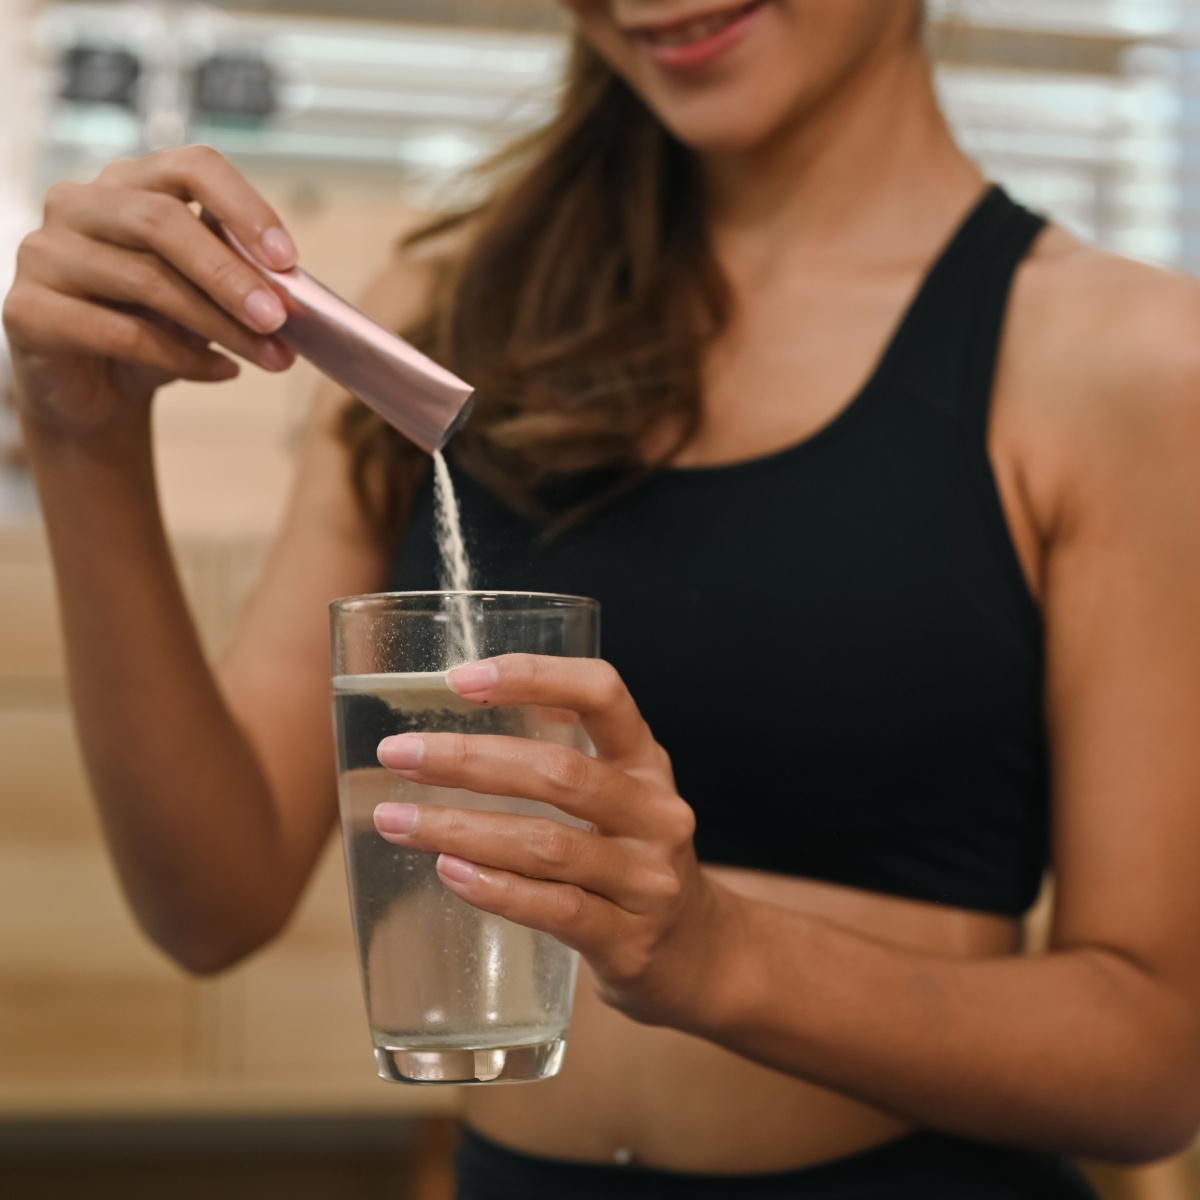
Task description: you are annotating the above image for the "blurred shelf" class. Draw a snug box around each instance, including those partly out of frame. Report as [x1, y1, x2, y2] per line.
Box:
[32, 1, 1200, 271]
[36, 6, 565, 183]
[929, 0, 1200, 38]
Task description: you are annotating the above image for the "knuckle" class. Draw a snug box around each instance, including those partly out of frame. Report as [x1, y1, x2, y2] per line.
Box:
[663, 799, 697, 845]
[96, 155, 134, 183]
[651, 742, 674, 776]
[137, 192, 179, 239]
[514, 653, 543, 689]
[643, 865, 683, 905]
[530, 821, 574, 871]
[130, 256, 173, 306]
[552, 884, 586, 927]
[42, 180, 78, 219]
[1, 284, 31, 335]
[176, 143, 222, 181]
[608, 936, 652, 984]
[439, 808, 469, 842]
[445, 734, 471, 775]
[186, 142, 222, 166]
[538, 745, 591, 798]
[593, 661, 625, 708]
[14, 231, 47, 275]
[110, 318, 150, 360]
[488, 869, 518, 904]
[207, 253, 243, 293]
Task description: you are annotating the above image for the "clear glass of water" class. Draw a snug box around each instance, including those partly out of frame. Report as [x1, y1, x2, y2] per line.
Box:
[330, 592, 600, 1085]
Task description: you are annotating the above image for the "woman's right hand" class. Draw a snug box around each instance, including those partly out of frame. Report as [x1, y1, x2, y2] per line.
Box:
[2, 144, 299, 442]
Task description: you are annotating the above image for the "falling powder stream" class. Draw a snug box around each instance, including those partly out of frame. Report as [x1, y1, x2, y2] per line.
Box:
[432, 450, 478, 664]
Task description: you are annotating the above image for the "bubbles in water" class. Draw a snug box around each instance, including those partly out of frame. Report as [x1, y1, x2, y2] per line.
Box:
[333, 674, 584, 1052]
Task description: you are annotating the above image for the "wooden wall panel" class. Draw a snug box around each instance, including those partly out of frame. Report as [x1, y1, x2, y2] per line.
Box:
[0, 847, 192, 1084]
[0, 532, 62, 680]
[0, 705, 96, 844]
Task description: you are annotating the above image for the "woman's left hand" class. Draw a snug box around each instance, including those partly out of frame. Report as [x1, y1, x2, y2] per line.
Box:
[373, 653, 741, 1029]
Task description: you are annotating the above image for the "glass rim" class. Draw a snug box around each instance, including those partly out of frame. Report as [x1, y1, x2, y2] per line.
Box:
[330, 590, 600, 615]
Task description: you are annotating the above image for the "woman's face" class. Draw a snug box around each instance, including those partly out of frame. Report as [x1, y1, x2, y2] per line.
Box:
[562, 0, 924, 155]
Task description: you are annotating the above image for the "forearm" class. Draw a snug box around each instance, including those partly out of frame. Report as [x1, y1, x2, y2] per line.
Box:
[24, 414, 292, 969]
[696, 890, 1200, 1161]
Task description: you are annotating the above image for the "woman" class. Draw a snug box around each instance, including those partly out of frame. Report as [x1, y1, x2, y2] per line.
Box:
[6, 1, 1200, 1196]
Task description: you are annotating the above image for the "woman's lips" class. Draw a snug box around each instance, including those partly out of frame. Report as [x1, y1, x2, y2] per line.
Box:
[629, 0, 767, 71]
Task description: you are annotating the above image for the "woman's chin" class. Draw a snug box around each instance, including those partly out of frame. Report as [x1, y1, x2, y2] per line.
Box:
[637, 73, 801, 159]
[659, 109, 785, 159]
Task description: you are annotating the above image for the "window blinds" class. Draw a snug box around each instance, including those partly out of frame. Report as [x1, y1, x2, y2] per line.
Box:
[931, 0, 1200, 267]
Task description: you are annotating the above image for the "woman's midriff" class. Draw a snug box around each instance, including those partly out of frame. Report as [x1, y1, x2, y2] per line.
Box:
[462, 865, 1022, 1174]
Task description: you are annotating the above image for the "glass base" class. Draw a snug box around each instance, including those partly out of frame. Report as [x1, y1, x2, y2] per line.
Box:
[374, 1036, 566, 1085]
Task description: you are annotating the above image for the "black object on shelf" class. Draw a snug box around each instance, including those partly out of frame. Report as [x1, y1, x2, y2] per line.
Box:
[192, 52, 277, 120]
[59, 44, 141, 108]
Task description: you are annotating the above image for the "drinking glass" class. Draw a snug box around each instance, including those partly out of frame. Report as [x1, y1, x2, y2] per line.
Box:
[330, 592, 600, 1085]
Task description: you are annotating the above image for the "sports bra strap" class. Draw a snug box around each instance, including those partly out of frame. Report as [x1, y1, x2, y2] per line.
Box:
[882, 185, 1047, 439]
[878, 185, 1047, 635]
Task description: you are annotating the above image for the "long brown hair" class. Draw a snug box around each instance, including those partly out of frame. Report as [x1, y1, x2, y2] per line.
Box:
[339, 34, 730, 544]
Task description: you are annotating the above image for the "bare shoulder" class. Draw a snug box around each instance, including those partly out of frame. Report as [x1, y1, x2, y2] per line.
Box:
[999, 224, 1200, 530]
[1007, 224, 1200, 415]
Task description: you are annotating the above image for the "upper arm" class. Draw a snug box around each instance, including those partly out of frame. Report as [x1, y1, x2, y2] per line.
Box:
[1032, 265, 1200, 1011]
[213, 243, 439, 884]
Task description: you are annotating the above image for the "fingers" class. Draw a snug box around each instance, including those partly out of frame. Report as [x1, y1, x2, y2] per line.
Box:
[377, 731, 658, 833]
[432, 853, 623, 954]
[49, 183, 289, 337]
[374, 804, 659, 911]
[96, 145, 296, 271]
[7, 285, 237, 381]
[446, 655, 664, 768]
[18, 227, 293, 372]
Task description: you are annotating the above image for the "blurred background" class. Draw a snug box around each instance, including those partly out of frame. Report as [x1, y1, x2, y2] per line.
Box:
[2, 0, 1200, 1197]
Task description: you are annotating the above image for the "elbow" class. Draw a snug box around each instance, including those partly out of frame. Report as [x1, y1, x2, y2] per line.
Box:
[142, 912, 284, 978]
[168, 939, 248, 977]
[1088, 1075, 1200, 1165]
[1061, 957, 1200, 1164]
[1101, 1126, 1197, 1168]
[1108, 1110, 1200, 1167]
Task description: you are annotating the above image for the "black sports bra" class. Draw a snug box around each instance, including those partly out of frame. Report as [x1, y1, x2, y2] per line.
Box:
[389, 186, 1050, 917]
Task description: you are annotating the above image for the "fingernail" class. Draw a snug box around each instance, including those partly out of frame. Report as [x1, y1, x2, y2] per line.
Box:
[446, 661, 498, 696]
[378, 734, 425, 771]
[245, 288, 286, 333]
[375, 803, 419, 835]
[260, 226, 297, 270]
[438, 855, 479, 885]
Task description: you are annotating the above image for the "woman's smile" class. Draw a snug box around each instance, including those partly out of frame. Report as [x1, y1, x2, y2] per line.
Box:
[622, 0, 771, 71]
[570, 0, 922, 157]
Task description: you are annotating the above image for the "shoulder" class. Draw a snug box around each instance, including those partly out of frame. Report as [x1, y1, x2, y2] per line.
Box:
[998, 224, 1200, 534]
[1007, 224, 1200, 419]
[1010, 224, 1200, 407]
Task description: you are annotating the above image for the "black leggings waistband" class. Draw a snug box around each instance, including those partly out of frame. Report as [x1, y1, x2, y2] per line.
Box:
[454, 1125, 1099, 1200]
